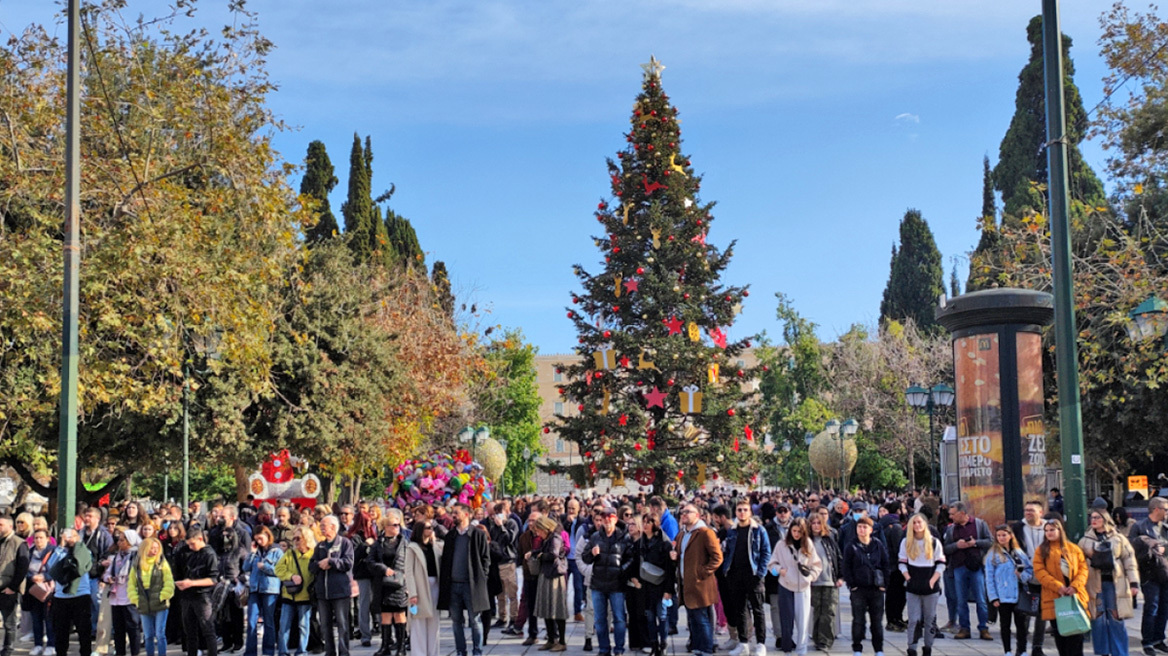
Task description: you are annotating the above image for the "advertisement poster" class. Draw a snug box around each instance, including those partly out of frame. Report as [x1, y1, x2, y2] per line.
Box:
[955, 333, 1005, 528]
[1016, 332, 1049, 506]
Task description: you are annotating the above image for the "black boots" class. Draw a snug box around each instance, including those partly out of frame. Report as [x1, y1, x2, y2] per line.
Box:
[373, 624, 394, 656]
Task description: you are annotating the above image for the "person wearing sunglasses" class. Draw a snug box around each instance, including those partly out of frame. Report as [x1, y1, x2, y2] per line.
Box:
[673, 504, 723, 656]
[1079, 508, 1139, 656]
[371, 511, 409, 656]
[721, 500, 772, 656]
[275, 527, 315, 656]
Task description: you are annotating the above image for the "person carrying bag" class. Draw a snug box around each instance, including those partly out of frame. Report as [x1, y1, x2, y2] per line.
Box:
[1033, 519, 1090, 656]
[1079, 509, 1140, 656]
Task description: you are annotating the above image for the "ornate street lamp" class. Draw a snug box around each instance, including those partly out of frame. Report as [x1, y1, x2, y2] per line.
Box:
[905, 382, 955, 491]
[1128, 296, 1168, 345]
[825, 418, 859, 491]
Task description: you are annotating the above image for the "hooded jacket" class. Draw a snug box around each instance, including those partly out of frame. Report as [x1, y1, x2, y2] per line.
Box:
[720, 518, 772, 578]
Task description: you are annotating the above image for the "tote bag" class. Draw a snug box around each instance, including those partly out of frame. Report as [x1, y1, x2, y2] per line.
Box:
[1054, 595, 1092, 636]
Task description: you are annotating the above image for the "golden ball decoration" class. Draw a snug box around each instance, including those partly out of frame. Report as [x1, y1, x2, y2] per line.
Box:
[475, 437, 508, 482]
[809, 431, 858, 479]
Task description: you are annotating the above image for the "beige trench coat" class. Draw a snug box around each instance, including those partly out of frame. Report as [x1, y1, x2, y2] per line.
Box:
[403, 539, 444, 619]
[1079, 529, 1140, 620]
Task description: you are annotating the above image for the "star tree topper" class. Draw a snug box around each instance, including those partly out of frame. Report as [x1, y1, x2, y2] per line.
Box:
[641, 55, 665, 79]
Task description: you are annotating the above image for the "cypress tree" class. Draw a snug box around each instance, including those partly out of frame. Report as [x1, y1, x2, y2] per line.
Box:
[968, 156, 1002, 292]
[950, 266, 961, 298]
[301, 140, 339, 244]
[386, 209, 424, 268]
[992, 16, 1105, 216]
[341, 134, 375, 261]
[879, 209, 944, 332]
[431, 261, 454, 319]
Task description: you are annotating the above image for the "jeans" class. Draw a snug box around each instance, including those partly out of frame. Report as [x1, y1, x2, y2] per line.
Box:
[569, 560, 585, 615]
[645, 593, 668, 647]
[449, 581, 482, 656]
[944, 566, 957, 626]
[592, 590, 627, 655]
[686, 605, 714, 656]
[316, 597, 350, 656]
[952, 565, 988, 631]
[850, 587, 885, 653]
[111, 605, 142, 656]
[356, 580, 373, 642]
[141, 610, 168, 656]
[1093, 581, 1127, 656]
[278, 602, 310, 656]
[246, 593, 279, 656]
[29, 601, 52, 649]
[1143, 579, 1168, 647]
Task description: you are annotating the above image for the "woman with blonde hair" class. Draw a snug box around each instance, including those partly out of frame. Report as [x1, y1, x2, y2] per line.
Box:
[275, 527, 315, 656]
[531, 516, 568, 652]
[1079, 508, 1139, 656]
[898, 513, 945, 656]
[128, 536, 175, 656]
[767, 516, 823, 656]
[371, 509, 409, 656]
[1033, 519, 1089, 656]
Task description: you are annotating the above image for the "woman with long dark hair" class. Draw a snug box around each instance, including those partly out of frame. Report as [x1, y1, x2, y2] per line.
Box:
[636, 513, 675, 656]
[808, 512, 843, 652]
[403, 520, 443, 656]
[767, 517, 822, 656]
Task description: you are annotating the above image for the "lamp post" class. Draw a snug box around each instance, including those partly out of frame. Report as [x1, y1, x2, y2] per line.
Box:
[459, 426, 489, 463]
[523, 447, 532, 495]
[497, 439, 508, 498]
[825, 419, 858, 491]
[1128, 296, 1168, 346]
[804, 432, 815, 489]
[905, 383, 955, 491]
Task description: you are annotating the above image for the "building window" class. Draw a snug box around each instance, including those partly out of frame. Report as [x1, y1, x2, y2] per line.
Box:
[555, 439, 565, 453]
[554, 402, 563, 415]
[554, 371, 562, 382]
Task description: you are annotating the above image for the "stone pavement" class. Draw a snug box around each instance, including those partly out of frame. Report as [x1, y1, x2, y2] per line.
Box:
[9, 589, 1147, 656]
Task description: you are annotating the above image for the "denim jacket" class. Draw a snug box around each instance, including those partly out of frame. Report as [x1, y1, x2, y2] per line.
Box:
[720, 519, 772, 578]
[984, 547, 1032, 604]
[244, 545, 285, 594]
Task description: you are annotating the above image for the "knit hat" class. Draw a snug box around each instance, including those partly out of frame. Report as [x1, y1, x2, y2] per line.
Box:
[121, 529, 141, 547]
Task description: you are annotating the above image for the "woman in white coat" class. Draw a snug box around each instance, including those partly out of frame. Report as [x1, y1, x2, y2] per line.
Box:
[404, 521, 444, 656]
[766, 517, 823, 656]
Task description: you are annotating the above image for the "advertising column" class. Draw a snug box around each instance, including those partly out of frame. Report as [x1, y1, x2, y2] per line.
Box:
[937, 289, 1054, 528]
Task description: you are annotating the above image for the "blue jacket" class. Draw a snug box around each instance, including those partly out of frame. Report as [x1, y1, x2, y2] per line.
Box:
[244, 545, 284, 594]
[721, 519, 772, 578]
[47, 543, 92, 598]
[984, 548, 1032, 604]
[660, 511, 679, 541]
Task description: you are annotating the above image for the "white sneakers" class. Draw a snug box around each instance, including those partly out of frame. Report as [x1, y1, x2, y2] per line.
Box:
[719, 638, 739, 652]
[728, 643, 748, 656]
[753, 645, 767, 656]
[31, 647, 43, 656]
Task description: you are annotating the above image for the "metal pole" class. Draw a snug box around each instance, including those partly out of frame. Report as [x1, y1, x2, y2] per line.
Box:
[1042, 0, 1087, 539]
[57, 0, 82, 527]
[182, 361, 190, 512]
[163, 473, 169, 503]
[928, 400, 937, 492]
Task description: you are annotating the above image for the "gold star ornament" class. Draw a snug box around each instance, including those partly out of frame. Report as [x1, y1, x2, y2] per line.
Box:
[641, 55, 665, 79]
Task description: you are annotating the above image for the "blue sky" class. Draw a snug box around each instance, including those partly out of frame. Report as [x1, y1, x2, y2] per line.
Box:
[1, 1, 1121, 355]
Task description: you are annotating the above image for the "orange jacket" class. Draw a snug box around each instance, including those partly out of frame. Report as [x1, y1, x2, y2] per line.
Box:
[1031, 540, 1089, 622]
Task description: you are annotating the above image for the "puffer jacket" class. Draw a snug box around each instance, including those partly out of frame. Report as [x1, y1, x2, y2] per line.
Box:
[1032, 541, 1088, 622]
[984, 547, 1031, 604]
[244, 545, 284, 594]
[582, 526, 634, 593]
[842, 538, 888, 590]
[720, 519, 772, 578]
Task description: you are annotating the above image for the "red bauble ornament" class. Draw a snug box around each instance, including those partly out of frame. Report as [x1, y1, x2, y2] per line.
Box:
[684, 293, 690, 299]
[686, 159, 692, 165]
[737, 370, 745, 377]
[634, 443, 642, 451]
[667, 379, 675, 386]
[677, 470, 684, 479]
[668, 235, 675, 241]
[543, 427, 550, 434]
[550, 469, 557, 476]
[634, 144, 639, 150]
[669, 142, 675, 147]
[648, 144, 655, 151]
[636, 267, 644, 274]
[743, 290, 750, 297]
[578, 404, 585, 412]
[572, 297, 579, 304]
[603, 330, 612, 338]
[595, 371, 604, 379]
[584, 451, 592, 458]
[612, 305, 620, 312]
[567, 311, 575, 318]
[696, 219, 703, 225]
[606, 257, 611, 263]
[745, 340, 752, 347]
[612, 246, 620, 253]
[664, 170, 670, 177]
[725, 295, 732, 301]
[651, 110, 657, 116]
[727, 408, 736, 416]
[598, 202, 606, 209]
[634, 110, 642, 117]
[597, 216, 604, 223]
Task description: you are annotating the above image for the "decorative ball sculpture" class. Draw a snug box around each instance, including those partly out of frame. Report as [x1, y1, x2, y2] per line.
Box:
[475, 437, 508, 482]
[809, 430, 858, 479]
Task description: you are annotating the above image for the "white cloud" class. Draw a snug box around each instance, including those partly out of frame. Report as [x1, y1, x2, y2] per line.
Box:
[895, 113, 921, 124]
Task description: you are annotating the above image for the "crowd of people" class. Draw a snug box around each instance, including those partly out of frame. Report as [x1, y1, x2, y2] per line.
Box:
[0, 485, 1163, 656]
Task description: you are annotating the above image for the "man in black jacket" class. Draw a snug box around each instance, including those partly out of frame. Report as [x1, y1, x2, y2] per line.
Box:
[310, 515, 355, 656]
[842, 517, 888, 656]
[941, 502, 992, 641]
[80, 506, 113, 635]
[489, 502, 521, 633]
[878, 502, 906, 633]
[583, 506, 634, 656]
[438, 503, 491, 656]
[175, 527, 220, 656]
[0, 516, 29, 656]
[1132, 496, 1168, 655]
[210, 504, 251, 653]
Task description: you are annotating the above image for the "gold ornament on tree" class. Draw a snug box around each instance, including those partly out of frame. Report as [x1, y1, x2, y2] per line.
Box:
[809, 431, 858, 479]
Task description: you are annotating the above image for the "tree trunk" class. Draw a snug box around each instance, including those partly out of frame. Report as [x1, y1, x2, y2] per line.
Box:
[234, 465, 250, 504]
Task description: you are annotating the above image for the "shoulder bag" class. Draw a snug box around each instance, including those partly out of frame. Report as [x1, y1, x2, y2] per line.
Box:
[640, 561, 666, 586]
[29, 550, 55, 602]
[283, 552, 304, 596]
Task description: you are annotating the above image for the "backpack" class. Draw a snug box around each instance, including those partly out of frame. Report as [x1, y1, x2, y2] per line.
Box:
[1090, 535, 1115, 572]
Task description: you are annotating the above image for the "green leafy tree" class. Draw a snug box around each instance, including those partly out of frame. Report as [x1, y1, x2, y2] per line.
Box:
[879, 209, 944, 333]
[341, 134, 390, 267]
[431, 261, 455, 319]
[0, 2, 302, 505]
[301, 140, 339, 244]
[386, 208, 424, 268]
[550, 59, 759, 489]
[472, 330, 543, 494]
[969, 156, 1003, 291]
[992, 15, 1105, 217]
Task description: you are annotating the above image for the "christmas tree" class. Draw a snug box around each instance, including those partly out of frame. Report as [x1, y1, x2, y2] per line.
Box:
[548, 58, 761, 491]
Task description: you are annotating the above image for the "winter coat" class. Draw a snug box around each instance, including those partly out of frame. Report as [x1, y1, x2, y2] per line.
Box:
[842, 538, 889, 590]
[103, 547, 138, 606]
[983, 548, 1032, 604]
[582, 527, 634, 593]
[1032, 541, 1089, 622]
[274, 548, 313, 603]
[762, 520, 784, 596]
[636, 533, 676, 597]
[308, 536, 355, 601]
[403, 539, 443, 619]
[0, 532, 29, 596]
[898, 536, 946, 596]
[368, 534, 408, 608]
[538, 531, 568, 579]
[720, 519, 772, 578]
[674, 522, 723, 609]
[1079, 528, 1140, 620]
[766, 540, 823, 592]
[1129, 517, 1167, 585]
[488, 517, 519, 564]
[48, 542, 93, 598]
[244, 545, 284, 594]
[437, 527, 491, 614]
[877, 515, 904, 574]
[352, 537, 377, 581]
[128, 556, 175, 615]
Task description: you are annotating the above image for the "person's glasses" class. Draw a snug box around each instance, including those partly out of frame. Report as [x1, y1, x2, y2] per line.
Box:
[680, 509, 695, 516]
[778, 509, 790, 514]
[736, 508, 750, 513]
[388, 524, 401, 528]
[1091, 515, 1104, 521]
[621, 512, 632, 518]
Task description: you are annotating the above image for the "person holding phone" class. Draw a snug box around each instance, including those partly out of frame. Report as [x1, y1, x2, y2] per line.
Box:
[984, 526, 1032, 656]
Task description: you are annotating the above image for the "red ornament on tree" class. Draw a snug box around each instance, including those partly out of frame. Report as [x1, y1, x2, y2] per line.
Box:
[603, 330, 612, 338]
[743, 290, 750, 297]
[727, 408, 736, 416]
[636, 267, 644, 275]
[543, 427, 550, 434]
[578, 404, 585, 412]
